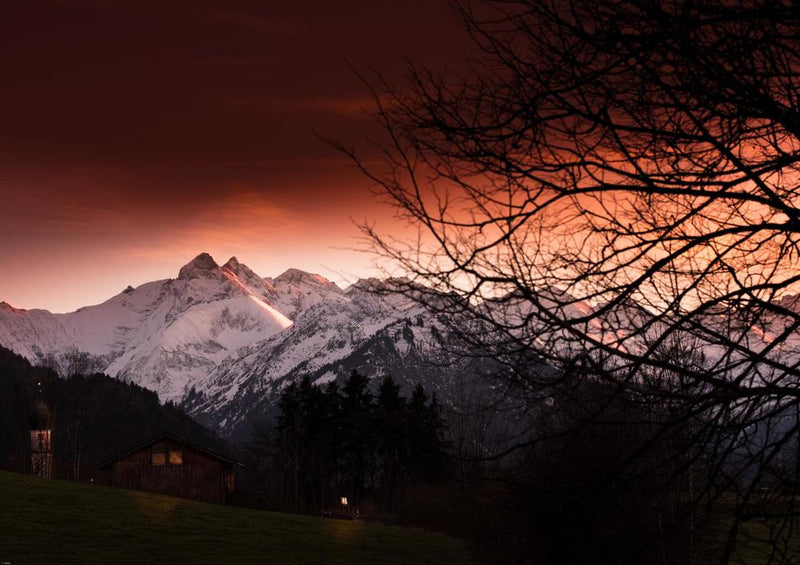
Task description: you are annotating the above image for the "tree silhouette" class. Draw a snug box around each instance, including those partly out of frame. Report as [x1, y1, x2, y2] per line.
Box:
[340, 370, 376, 506]
[375, 376, 406, 510]
[271, 371, 447, 516]
[333, 0, 800, 561]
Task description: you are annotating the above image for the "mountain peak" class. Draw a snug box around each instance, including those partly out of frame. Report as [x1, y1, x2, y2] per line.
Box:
[0, 301, 25, 313]
[275, 268, 338, 289]
[348, 277, 412, 293]
[223, 256, 241, 271]
[178, 253, 220, 280]
[222, 256, 262, 281]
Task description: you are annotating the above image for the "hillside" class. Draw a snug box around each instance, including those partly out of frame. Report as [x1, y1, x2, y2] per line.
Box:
[0, 346, 230, 478]
[0, 471, 473, 565]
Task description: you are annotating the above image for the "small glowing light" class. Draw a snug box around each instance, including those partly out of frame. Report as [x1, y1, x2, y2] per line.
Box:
[340, 496, 348, 506]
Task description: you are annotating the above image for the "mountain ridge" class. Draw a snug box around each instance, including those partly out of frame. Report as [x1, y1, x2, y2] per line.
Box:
[0, 253, 461, 437]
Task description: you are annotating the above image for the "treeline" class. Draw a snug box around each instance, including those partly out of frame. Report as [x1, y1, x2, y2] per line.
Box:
[240, 364, 710, 564]
[246, 370, 447, 516]
[0, 346, 228, 481]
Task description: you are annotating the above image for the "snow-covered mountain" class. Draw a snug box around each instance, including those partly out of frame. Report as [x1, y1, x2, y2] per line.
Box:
[0, 253, 470, 437]
[0, 254, 292, 402]
[183, 276, 483, 437]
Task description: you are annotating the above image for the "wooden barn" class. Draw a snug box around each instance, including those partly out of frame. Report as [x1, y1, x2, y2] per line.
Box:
[100, 433, 239, 504]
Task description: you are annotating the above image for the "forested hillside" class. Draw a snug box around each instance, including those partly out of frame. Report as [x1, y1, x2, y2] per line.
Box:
[0, 346, 229, 481]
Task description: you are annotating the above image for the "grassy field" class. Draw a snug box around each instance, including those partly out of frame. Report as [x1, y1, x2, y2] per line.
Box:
[0, 471, 474, 564]
[731, 517, 800, 565]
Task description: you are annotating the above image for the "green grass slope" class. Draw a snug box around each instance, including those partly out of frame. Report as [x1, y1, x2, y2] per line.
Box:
[0, 471, 473, 564]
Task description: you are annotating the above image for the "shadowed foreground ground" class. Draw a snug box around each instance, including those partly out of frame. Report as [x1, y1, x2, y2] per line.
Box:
[0, 471, 473, 564]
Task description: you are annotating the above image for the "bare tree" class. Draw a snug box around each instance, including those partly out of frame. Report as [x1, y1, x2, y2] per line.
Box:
[332, 0, 800, 562]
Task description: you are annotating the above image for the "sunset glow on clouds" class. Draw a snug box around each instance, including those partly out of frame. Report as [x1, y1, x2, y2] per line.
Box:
[0, 1, 471, 312]
[0, 167, 404, 312]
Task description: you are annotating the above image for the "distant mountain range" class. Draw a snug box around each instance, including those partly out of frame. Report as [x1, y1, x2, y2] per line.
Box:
[0, 253, 483, 439]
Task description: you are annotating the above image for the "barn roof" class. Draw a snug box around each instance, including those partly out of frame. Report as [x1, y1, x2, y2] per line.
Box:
[99, 432, 241, 469]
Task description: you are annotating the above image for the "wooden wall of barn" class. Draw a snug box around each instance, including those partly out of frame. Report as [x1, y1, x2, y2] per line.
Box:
[110, 438, 231, 504]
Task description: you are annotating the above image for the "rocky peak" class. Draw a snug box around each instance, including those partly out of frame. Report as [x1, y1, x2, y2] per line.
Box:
[0, 301, 26, 313]
[222, 257, 277, 294]
[222, 256, 241, 271]
[222, 256, 255, 279]
[275, 268, 340, 291]
[347, 277, 412, 294]
[178, 253, 221, 280]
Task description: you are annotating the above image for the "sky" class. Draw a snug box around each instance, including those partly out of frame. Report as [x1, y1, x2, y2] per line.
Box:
[0, 0, 472, 312]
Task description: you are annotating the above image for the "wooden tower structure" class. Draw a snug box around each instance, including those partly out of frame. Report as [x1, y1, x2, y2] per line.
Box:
[29, 381, 53, 478]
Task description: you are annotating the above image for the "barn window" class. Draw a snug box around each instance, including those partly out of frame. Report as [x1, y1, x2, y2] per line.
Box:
[151, 450, 183, 466]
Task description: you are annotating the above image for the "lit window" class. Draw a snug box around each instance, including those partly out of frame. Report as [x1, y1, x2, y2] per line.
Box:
[169, 451, 183, 465]
[340, 496, 348, 506]
[152, 452, 166, 466]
